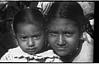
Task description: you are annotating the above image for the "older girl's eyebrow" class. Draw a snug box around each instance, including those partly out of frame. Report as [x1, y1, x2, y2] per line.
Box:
[48, 31, 59, 34]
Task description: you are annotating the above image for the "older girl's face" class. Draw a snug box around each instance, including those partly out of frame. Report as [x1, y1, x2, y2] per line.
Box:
[48, 18, 82, 56]
[16, 23, 44, 55]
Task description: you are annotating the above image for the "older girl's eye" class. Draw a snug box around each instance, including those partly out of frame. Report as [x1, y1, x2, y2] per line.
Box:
[48, 33, 58, 37]
[64, 32, 73, 37]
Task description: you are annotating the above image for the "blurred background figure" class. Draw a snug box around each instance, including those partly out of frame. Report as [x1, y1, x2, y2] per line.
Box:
[78, 2, 94, 38]
[37, 2, 53, 15]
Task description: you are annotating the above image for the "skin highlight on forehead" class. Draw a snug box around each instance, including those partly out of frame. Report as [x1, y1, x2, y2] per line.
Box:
[48, 18, 80, 33]
[17, 23, 42, 35]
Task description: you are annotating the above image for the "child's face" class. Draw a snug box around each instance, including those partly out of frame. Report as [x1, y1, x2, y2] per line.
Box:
[47, 18, 82, 56]
[16, 23, 44, 55]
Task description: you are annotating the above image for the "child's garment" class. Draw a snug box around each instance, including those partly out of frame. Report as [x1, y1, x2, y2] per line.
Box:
[36, 50, 62, 62]
[0, 46, 39, 62]
[0, 46, 62, 62]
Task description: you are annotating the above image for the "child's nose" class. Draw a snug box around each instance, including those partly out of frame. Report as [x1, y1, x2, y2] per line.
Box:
[28, 38, 35, 47]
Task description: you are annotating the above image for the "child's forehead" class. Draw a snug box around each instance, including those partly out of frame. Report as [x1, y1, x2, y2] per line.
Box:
[17, 22, 40, 28]
[17, 23, 42, 33]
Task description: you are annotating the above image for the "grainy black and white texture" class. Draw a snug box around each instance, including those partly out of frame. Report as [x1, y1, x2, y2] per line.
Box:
[0, 1, 94, 62]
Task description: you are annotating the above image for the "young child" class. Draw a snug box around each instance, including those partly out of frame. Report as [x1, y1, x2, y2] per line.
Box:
[0, 8, 46, 62]
[42, 2, 93, 62]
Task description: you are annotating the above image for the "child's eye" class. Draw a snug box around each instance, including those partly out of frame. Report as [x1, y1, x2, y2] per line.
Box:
[20, 36, 28, 40]
[33, 35, 41, 40]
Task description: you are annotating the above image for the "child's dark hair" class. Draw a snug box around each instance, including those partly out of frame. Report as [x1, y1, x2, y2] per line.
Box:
[13, 7, 45, 34]
[46, 2, 89, 33]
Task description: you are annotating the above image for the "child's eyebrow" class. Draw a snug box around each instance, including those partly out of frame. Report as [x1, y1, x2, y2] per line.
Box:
[17, 32, 42, 36]
[32, 32, 41, 35]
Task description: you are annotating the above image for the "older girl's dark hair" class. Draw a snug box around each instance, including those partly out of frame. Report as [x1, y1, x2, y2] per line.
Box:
[46, 2, 89, 32]
[13, 7, 45, 33]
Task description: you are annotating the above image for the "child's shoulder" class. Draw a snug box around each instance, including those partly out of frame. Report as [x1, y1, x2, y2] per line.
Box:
[1, 46, 23, 58]
[0, 46, 22, 62]
[6, 46, 21, 55]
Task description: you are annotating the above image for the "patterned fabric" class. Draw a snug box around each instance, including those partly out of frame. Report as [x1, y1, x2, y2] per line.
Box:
[36, 50, 62, 62]
[37, 2, 53, 15]
[0, 46, 62, 62]
[0, 47, 38, 62]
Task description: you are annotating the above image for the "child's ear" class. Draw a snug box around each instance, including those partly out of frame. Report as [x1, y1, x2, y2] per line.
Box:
[13, 34, 17, 40]
[14, 35, 19, 46]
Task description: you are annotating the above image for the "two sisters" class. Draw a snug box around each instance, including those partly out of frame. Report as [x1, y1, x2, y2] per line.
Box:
[0, 2, 93, 62]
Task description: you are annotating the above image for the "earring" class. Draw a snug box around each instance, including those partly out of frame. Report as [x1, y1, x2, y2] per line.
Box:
[76, 48, 79, 50]
[47, 43, 50, 47]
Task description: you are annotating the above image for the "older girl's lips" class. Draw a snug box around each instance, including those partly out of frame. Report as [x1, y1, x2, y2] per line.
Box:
[57, 47, 66, 50]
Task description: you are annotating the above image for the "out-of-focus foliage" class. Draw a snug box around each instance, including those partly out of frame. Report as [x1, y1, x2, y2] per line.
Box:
[78, 2, 94, 18]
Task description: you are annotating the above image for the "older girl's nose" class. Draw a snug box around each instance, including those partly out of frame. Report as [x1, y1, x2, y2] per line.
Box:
[57, 35, 66, 46]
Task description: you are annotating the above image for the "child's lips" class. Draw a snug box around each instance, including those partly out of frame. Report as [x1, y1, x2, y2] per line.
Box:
[26, 47, 37, 52]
